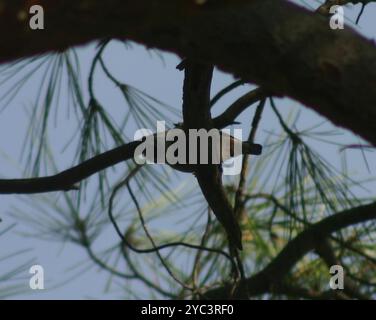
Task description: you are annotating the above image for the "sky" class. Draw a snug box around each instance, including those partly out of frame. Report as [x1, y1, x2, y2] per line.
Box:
[0, 1, 376, 299]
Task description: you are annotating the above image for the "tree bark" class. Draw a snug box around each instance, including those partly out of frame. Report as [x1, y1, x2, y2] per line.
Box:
[2, 0, 376, 145]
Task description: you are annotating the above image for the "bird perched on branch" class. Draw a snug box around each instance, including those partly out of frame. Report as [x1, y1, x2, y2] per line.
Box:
[137, 126, 262, 173]
[134, 123, 262, 250]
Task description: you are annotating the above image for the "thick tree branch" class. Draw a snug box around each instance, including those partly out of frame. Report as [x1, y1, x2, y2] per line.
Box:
[315, 239, 370, 299]
[2, 1, 376, 146]
[270, 282, 348, 300]
[203, 201, 376, 299]
[181, 59, 243, 251]
[0, 141, 140, 194]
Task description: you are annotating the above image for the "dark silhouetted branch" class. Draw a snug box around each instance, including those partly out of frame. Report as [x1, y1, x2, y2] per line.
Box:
[0, 141, 141, 194]
[203, 201, 376, 299]
[2, 1, 376, 145]
[181, 59, 242, 252]
[212, 88, 266, 129]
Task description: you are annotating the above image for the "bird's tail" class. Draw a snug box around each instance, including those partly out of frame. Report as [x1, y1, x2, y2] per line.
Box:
[242, 142, 262, 155]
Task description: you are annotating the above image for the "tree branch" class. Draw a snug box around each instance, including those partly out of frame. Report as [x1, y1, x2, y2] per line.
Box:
[203, 201, 376, 299]
[0, 141, 140, 194]
[210, 80, 245, 108]
[181, 59, 243, 251]
[315, 238, 370, 300]
[212, 88, 266, 129]
[2, 1, 376, 145]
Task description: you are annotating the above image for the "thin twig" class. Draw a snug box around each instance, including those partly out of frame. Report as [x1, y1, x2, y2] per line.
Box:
[108, 167, 237, 272]
[126, 181, 195, 291]
[234, 98, 266, 218]
[210, 79, 245, 108]
[212, 88, 266, 129]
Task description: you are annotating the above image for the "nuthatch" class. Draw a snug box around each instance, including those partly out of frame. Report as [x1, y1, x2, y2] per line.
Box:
[137, 127, 262, 173]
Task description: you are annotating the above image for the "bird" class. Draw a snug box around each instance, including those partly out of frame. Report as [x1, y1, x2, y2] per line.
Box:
[134, 125, 263, 250]
[137, 126, 262, 173]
